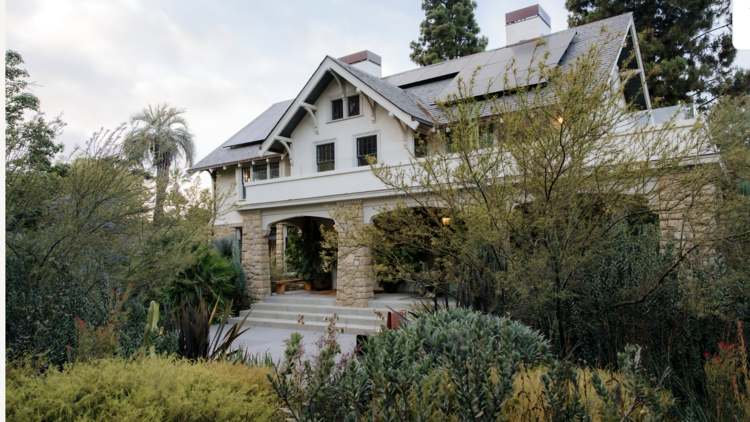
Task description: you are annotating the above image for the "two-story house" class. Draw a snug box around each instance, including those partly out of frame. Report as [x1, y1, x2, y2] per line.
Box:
[189, 5, 699, 308]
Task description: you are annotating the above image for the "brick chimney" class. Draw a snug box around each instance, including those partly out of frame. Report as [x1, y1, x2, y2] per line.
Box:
[338, 50, 382, 77]
[506, 5, 551, 45]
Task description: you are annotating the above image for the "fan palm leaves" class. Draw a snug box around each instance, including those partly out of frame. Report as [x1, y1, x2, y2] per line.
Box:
[124, 103, 195, 224]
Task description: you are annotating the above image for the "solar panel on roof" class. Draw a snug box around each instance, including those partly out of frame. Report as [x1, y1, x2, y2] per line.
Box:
[436, 31, 576, 99]
[222, 100, 293, 148]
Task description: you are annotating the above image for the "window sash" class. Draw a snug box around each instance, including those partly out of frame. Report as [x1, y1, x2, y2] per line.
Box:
[331, 99, 343, 120]
[317, 143, 335, 172]
[348, 96, 360, 117]
[356, 135, 377, 166]
[270, 162, 280, 179]
[252, 164, 267, 181]
[242, 167, 251, 182]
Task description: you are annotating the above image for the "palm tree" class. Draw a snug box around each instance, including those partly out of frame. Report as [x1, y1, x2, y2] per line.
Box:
[124, 103, 195, 224]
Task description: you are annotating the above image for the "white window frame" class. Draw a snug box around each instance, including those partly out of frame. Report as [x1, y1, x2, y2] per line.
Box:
[328, 93, 363, 123]
[244, 159, 282, 184]
[352, 130, 380, 167]
[313, 138, 337, 172]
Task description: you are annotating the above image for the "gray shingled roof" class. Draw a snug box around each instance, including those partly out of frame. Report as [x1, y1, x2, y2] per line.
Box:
[191, 13, 634, 171]
[223, 100, 293, 148]
[190, 142, 282, 172]
[329, 56, 435, 124]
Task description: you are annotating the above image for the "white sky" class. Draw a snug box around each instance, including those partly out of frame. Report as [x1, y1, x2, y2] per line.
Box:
[7, 0, 750, 186]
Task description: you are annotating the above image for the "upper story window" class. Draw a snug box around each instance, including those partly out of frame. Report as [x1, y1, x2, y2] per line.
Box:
[241, 167, 251, 199]
[270, 162, 280, 179]
[252, 164, 268, 181]
[348, 96, 360, 117]
[332, 99, 344, 121]
[356, 135, 377, 166]
[317, 143, 335, 172]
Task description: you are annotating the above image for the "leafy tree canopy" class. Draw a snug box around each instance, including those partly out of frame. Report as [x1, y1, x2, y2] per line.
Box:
[410, 0, 489, 66]
[565, 0, 750, 107]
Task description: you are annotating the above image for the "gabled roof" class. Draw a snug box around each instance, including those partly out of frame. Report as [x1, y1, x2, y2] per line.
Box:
[191, 12, 642, 172]
[329, 57, 434, 125]
[223, 100, 293, 148]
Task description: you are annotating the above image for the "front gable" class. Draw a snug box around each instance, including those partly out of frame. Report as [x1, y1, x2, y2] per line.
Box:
[259, 56, 435, 164]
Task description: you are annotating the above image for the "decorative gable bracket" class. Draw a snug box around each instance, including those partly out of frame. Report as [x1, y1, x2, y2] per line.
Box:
[389, 112, 409, 147]
[275, 136, 294, 165]
[301, 103, 318, 134]
[356, 88, 376, 123]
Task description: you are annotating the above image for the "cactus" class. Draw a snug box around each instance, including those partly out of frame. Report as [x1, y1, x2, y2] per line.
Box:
[142, 301, 163, 357]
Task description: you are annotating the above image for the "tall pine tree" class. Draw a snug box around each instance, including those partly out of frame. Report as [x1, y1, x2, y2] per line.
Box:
[566, 0, 750, 107]
[410, 0, 489, 66]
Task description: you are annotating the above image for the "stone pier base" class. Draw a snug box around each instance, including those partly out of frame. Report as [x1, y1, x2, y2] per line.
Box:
[335, 201, 375, 307]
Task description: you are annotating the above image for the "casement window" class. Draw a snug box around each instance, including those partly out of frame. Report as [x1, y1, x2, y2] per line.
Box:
[242, 167, 251, 198]
[331, 99, 344, 121]
[348, 96, 360, 117]
[356, 135, 377, 166]
[269, 162, 280, 179]
[252, 163, 267, 181]
[317, 143, 335, 172]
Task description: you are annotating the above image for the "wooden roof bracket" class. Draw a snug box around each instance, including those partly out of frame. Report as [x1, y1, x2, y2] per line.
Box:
[356, 88, 376, 123]
[275, 136, 294, 165]
[329, 70, 346, 101]
[390, 112, 409, 147]
[301, 102, 319, 134]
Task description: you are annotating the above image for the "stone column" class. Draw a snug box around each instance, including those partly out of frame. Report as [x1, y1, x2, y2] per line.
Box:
[335, 201, 375, 307]
[275, 222, 286, 268]
[240, 209, 271, 301]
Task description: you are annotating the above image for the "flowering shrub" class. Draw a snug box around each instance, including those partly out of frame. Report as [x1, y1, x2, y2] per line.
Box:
[72, 286, 131, 362]
[704, 324, 750, 420]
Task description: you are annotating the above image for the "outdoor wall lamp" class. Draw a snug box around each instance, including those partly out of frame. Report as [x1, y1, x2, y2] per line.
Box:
[441, 217, 451, 226]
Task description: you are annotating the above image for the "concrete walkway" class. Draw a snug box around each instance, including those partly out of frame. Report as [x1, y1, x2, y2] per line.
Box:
[209, 324, 358, 364]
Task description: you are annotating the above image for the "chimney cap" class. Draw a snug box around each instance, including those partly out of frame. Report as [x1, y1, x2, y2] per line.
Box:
[338, 50, 382, 66]
[505, 5, 551, 27]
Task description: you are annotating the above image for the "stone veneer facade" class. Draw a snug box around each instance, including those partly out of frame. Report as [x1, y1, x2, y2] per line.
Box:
[334, 201, 375, 307]
[239, 210, 272, 300]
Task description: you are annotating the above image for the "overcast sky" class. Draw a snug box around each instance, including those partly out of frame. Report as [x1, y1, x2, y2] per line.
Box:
[7, 0, 750, 184]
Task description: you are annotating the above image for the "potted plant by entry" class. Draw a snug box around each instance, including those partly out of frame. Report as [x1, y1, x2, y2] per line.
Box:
[285, 225, 335, 290]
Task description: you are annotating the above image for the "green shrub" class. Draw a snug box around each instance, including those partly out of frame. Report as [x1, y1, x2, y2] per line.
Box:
[160, 243, 238, 309]
[6, 355, 280, 421]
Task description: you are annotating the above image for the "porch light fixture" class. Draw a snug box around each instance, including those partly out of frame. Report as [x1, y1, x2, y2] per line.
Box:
[557, 116, 564, 124]
[441, 217, 451, 226]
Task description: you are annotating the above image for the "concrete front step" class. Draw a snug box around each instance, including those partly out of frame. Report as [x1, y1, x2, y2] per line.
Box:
[241, 303, 390, 318]
[243, 309, 385, 327]
[227, 315, 378, 335]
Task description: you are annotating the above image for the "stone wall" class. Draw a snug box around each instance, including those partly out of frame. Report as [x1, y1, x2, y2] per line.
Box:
[653, 171, 717, 256]
[212, 224, 235, 240]
[335, 201, 375, 307]
[240, 210, 271, 301]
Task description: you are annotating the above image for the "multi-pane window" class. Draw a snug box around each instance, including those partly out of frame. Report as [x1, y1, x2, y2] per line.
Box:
[356, 135, 377, 166]
[331, 99, 343, 121]
[270, 162, 280, 179]
[317, 143, 335, 172]
[241, 167, 250, 199]
[252, 164, 267, 181]
[348, 96, 360, 117]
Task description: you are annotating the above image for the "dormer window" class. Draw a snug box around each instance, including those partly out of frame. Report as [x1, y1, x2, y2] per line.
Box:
[348, 96, 360, 117]
[332, 99, 344, 120]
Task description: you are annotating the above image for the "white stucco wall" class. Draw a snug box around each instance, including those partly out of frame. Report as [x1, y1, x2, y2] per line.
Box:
[288, 79, 417, 176]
